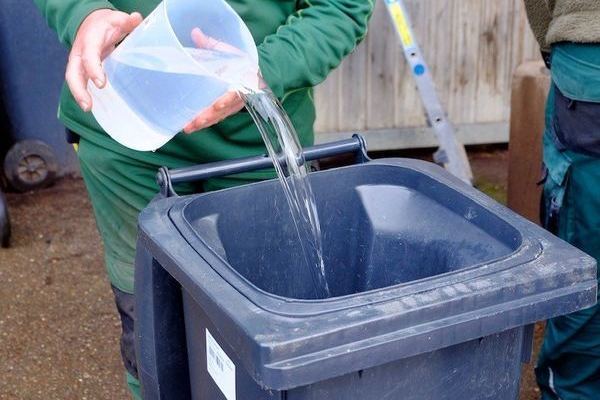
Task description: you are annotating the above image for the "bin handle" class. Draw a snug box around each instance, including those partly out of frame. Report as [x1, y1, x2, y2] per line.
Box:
[157, 134, 369, 197]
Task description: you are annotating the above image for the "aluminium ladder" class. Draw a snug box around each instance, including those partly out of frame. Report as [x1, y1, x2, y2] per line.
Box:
[383, 0, 473, 184]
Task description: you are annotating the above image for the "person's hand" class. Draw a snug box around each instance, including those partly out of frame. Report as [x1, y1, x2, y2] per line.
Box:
[67, 9, 143, 112]
[183, 91, 246, 133]
[182, 28, 255, 133]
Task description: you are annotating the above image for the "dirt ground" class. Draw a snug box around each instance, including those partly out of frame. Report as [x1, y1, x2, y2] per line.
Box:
[0, 147, 542, 400]
[0, 179, 128, 399]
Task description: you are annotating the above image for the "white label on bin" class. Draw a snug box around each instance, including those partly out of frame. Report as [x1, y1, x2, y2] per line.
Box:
[206, 329, 236, 400]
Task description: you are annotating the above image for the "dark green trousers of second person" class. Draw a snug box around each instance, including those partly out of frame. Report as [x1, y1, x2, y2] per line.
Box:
[535, 43, 600, 399]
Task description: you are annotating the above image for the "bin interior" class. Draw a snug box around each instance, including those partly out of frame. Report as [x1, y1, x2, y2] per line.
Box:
[181, 163, 522, 300]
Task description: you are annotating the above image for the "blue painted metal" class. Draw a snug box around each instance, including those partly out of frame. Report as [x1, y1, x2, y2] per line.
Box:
[0, 0, 77, 174]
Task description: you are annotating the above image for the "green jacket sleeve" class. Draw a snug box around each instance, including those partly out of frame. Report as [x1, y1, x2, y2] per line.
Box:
[523, 0, 552, 52]
[258, 0, 374, 98]
[33, 0, 116, 47]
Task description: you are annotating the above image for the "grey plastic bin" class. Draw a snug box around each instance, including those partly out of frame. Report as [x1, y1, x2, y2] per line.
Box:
[0, 0, 77, 183]
[135, 136, 597, 400]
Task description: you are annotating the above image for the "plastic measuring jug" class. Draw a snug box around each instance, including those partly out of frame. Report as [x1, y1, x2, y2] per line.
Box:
[88, 0, 259, 151]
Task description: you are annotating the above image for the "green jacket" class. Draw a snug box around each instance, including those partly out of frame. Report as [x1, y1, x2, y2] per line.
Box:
[524, 0, 600, 51]
[34, 0, 373, 169]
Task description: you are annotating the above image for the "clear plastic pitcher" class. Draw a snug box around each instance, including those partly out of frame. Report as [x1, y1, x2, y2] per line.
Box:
[89, 0, 259, 151]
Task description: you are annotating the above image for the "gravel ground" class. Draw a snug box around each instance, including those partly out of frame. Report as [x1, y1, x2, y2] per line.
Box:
[0, 178, 128, 399]
[0, 148, 543, 400]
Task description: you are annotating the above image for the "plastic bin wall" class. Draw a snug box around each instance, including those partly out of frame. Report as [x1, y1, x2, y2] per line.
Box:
[136, 158, 597, 400]
[0, 1, 77, 173]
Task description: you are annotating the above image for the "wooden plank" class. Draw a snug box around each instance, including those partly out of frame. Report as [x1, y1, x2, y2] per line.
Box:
[511, 0, 541, 63]
[366, 0, 397, 130]
[507, 61, 550, 224]
[314, 64, 342, 133]
[474, 1, 514, 123]
[339, 40, 369, 131]
[316, 122, 509, 150]
[447, 0, 482, 125]
[314, 0, 545, 150]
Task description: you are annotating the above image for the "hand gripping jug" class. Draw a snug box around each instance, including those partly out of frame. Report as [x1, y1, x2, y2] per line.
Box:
[89, 0, 259, 151]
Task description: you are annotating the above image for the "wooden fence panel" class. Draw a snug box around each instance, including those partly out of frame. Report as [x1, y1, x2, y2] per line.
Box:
[314, 0, 540, 149]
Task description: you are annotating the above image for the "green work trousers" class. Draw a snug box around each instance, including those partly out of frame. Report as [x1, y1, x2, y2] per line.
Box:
[77, 134, 270, 397]
[535, 85, 600, 399]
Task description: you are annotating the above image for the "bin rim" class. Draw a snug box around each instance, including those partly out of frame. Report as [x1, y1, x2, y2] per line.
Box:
[159, 159, 540, 314]
[137, 157, 597, 390]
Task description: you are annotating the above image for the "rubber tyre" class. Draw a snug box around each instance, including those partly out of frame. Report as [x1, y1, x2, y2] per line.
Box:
[4, 140, 58, 192]
[0, 190, 10, 248]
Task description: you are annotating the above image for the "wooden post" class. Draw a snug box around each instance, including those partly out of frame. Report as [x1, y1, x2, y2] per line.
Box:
[507, 61, 550, 224]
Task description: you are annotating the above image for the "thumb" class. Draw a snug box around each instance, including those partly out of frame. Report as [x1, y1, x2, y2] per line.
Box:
[123, 12, 143, 34]
[109, 11, 143, 46]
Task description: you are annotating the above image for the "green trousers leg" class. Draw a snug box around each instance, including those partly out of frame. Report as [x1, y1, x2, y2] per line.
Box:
[536, 150, 600, 399]
[126, 372, 142, 400]
[77, 136, 266, 398]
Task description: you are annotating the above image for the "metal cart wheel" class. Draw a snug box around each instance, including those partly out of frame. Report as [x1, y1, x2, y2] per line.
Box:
[4, 140, 58, 192]
[0, 189, 10, 248]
